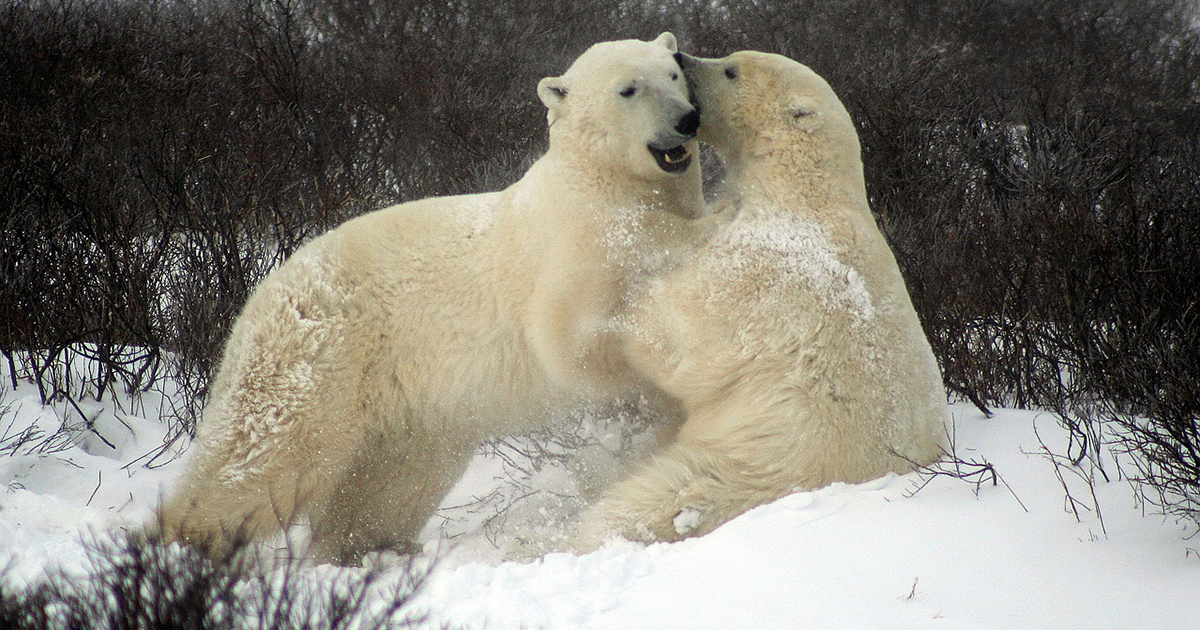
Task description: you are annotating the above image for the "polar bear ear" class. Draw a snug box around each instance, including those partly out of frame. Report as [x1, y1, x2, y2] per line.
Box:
[538, 76, 569, 109]
[788, 96, 824, 130]
[652, 32, 679, 53]
[789, 96, 819, 118]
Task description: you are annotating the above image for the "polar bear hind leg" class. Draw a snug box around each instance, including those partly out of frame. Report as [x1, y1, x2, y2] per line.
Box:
[157, 263, 370, 557]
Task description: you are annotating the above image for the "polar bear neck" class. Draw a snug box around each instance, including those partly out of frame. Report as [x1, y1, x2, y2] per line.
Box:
[726, 148, 871, 223]
[529, 147, 704, 219]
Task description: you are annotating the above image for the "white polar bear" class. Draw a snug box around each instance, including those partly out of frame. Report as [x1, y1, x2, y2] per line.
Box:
[572, 51, 949, 549]
[157, 33, 719, 564]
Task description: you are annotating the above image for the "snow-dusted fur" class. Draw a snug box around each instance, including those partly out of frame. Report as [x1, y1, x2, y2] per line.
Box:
[157, 33, 720, 564]
[572, 52, 949, 549]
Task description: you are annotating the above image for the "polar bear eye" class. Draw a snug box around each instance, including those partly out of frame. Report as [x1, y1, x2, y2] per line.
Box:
[725, 66, 739, 80]
[671, 72, 679, 81]
[620, 86, 637, 98]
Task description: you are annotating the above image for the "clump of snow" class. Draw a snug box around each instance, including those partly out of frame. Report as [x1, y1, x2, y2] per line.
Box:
[672, 507, 701, 535]
[2, 356, 1198, 628]
[454, 193, 499, 239]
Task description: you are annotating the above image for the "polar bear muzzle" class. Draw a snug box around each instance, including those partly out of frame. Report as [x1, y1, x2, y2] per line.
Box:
[648, 107, 699, 173]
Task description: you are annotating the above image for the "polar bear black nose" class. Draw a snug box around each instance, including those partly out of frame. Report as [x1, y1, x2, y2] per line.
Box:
[675, 108, 700, 137]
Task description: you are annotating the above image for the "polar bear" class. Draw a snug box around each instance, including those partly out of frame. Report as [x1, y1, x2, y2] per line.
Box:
[157, 33, 719, 564]
[570, 51, 949, 549]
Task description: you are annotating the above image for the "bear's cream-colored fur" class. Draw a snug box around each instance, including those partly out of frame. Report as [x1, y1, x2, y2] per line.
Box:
[572, 51, 949, 549]
[157, 33, 719, 564]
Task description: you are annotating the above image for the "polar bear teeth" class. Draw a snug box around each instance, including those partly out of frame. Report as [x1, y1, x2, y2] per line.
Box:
[652, 144, 693, 173]
[664, 147, 691, 164]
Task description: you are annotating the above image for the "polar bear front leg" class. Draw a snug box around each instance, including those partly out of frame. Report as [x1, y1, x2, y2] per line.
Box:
[569, 440, 786, 552]
[309, 426, 478, 565]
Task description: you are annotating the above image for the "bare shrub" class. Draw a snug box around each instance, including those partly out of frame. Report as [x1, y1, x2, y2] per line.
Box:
[0, 531, 442, 630]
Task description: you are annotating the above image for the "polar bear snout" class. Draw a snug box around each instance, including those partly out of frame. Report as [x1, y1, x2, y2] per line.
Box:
[674, 108, 700, 137]
[651, 104, 700, 144]
[647, 103, 699, 174]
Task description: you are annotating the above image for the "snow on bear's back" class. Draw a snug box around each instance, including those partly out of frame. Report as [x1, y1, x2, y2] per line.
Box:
[704, 209, 875, 326]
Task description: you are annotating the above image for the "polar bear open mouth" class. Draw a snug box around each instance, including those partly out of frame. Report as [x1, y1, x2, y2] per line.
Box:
[649, 143, 693, 173]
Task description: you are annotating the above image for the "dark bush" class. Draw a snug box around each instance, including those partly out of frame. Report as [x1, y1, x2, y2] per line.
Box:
[0, 532, 439, 630]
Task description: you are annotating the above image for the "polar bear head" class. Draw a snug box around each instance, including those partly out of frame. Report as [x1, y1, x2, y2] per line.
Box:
[679, 51, 860, 173]
[538, 33, 700, 180]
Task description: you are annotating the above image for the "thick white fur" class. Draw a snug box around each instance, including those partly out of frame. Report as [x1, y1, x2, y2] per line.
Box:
[157, 33, 721, 564]
[572, 51, 949, 549]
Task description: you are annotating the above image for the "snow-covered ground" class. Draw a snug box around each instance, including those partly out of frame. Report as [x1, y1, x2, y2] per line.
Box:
[1, 361, 1197, 629]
